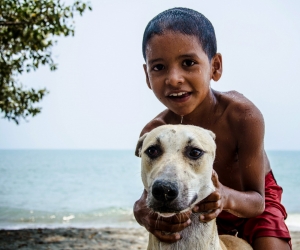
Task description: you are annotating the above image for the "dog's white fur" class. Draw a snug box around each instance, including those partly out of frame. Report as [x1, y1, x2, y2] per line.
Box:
[136, 125, 253, 250]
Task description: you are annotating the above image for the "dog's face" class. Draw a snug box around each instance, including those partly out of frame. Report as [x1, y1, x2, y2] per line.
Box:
[136, 125, 216, 216]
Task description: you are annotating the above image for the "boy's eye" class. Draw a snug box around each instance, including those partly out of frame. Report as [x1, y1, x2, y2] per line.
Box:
[183, 60, 195, 67]
[153, 64, 165, 71]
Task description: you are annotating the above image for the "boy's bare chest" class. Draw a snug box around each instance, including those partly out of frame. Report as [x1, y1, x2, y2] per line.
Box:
[208, 125, 243, 190]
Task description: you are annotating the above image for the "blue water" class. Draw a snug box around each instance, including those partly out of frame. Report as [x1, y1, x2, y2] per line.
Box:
[267, 151, 300, 213]
[0, 150, 299, 229]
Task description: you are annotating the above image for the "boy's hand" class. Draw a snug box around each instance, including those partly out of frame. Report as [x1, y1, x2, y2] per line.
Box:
[133, 189, 192, 243]
[192, 170, 226, 222]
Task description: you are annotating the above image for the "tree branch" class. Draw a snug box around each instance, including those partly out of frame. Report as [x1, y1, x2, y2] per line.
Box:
[0, 21, 25, 26]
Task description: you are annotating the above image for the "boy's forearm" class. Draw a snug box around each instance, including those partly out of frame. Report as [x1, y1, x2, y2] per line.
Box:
[223, 185, 265, 218]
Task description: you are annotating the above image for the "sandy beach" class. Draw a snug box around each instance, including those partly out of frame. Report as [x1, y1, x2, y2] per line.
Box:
[0, 227, 299, 250]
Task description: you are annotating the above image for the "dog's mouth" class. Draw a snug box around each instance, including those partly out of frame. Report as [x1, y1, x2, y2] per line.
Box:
[149, 193, 198, 216]
[152, 205, 182, 214]
[153, 206, 193, 218]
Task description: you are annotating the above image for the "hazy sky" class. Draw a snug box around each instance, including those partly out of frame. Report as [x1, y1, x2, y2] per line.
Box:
[0, 0, 299, 150]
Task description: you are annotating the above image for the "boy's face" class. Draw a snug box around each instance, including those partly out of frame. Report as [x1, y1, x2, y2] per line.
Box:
[143, 32, 221, 117]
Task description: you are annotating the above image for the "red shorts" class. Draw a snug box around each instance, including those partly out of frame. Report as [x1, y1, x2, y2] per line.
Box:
[217, 171, 292, 248]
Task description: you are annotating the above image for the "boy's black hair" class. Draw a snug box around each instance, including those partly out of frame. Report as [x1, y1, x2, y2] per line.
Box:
[142, 7, 217, 61]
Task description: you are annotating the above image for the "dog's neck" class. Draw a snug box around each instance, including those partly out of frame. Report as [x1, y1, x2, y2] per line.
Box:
[147, 213, 221, 250]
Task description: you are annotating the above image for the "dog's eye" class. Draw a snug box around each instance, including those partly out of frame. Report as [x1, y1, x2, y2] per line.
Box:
[146, 146, 161, 158]
[188, 148, 204, 159]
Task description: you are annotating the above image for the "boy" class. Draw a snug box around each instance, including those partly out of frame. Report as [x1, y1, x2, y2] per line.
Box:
[133, 7, 292, 250]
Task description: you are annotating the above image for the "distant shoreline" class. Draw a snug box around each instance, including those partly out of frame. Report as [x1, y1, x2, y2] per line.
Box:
[1, 223, 299, 232]
[0, 227, 299, 250]
[1, 213, 299, 232]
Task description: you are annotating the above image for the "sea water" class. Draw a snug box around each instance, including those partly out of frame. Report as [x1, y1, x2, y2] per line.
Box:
[0, 150, 299, 230]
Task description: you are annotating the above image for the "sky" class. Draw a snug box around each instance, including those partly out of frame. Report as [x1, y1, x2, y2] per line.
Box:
[0, 0, 300, 150]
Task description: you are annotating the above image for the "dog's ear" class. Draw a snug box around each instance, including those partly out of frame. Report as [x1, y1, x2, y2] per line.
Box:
[135, 133, 148, 157]
[208, 130, 216, 140]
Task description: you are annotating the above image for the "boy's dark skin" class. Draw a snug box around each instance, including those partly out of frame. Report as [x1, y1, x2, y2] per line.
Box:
[134, 32, 290, 250]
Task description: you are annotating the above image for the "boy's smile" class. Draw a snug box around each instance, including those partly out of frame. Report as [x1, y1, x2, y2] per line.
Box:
[143, 32, 221, 117]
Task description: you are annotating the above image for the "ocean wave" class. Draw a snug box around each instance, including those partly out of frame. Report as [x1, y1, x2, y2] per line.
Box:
[286, 213, 300, 231]
[1, 206, 300, 231]
[0, 206, 138, 229]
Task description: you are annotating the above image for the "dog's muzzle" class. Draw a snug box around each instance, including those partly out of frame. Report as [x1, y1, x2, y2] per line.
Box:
[152, 180, 179, 202]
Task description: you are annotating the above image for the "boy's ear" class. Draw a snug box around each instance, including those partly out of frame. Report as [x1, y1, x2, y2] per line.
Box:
[211, 53, 223, 82]
[143, 64, 152, 89]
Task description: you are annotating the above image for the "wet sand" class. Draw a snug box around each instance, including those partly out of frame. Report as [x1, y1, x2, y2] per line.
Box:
[0, 227, 299, 250]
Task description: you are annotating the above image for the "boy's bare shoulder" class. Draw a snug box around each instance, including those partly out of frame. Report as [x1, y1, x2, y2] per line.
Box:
[218, 90, 264, 135]
[139, 109, 169, 137]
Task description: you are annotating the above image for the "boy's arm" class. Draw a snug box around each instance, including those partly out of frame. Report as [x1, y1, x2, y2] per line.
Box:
[227, 104, 266, 217]
[194, 103, 266, 220]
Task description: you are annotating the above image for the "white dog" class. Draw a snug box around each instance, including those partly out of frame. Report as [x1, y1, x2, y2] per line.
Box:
[136, 125, 253, 250]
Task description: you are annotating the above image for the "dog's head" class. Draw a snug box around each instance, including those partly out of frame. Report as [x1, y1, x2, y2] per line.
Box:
[136, 125, 216, 217]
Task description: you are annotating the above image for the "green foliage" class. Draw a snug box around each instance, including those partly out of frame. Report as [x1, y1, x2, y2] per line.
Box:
[0, 0, 91, 124]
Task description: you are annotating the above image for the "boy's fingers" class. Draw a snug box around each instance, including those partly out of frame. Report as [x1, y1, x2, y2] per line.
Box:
[160, 210, 192, 224]
[192, 192, 221, 213]
[198, 192, 221, 204]
[152, 231, 181, 243]
[211, 170, 219, 187]
[149, 218, 191, 233]
[199, 209, 221, 222]
[194, 200, 221, 212]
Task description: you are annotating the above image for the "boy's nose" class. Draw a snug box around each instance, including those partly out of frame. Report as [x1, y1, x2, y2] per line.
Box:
[165, 69, 184, 87]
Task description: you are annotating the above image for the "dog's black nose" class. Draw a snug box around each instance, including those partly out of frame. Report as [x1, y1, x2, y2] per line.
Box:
[152, 180, 178, 202]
